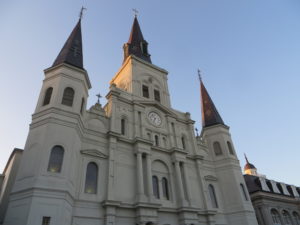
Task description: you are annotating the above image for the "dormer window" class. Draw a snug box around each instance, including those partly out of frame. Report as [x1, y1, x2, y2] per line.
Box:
[154, 89, 160, 102]
[142, 85, 149, 98]
[141, 41, 148, 55]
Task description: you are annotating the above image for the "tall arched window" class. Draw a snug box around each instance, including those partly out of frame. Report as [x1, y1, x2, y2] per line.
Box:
[47, 145, 64, 173]
[293, 212, 300, 225]
[152, 176, 159, 199]
[227, 141, 234, 155]
[162, 177, 169, 200]
[213, 142, 222, 156]
[271, 209, 281, 225]
[154, 135, 159, 146]
[84, 162, 98, 194]
[208, 184, 218, 208]
[43, 87, 53, 106]
[80, 98, 85, 114]
[282, 210, 292, 225]
[121, 118, 126, 135]
[61, 87, 74, 106]
[240, 183, 248, 201]
[181, 136, 186, 150]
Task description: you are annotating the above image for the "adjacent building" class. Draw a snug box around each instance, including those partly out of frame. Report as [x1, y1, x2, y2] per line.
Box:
[244, 156, 300, 225]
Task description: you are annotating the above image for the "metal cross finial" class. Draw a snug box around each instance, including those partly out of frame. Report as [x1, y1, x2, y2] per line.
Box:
[197, 69, 202, 82]
[79, 6, 87, 20]
[96, 93, 102, 104]
[132, 8, 139, 17]
[195, 127, 199, 137]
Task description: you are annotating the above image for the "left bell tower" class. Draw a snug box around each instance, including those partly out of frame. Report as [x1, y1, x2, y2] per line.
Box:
[4, 18, 91, 225]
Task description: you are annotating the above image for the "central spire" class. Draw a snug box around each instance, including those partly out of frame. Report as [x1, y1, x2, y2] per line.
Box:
[123, 16, 152, 64]
[200, 79, 225, 128]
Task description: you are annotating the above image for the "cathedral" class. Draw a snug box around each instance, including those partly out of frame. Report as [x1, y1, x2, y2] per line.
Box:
[0, 16, 258, 225]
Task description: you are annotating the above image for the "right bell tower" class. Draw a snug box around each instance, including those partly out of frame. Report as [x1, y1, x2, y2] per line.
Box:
[199, 78, 258, 225]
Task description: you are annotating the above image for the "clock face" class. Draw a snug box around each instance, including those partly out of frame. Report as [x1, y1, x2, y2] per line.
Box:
[148, 112, 162, 126]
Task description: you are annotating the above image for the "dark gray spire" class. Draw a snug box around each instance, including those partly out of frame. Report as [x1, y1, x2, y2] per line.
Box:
[123, 16, 151, 64]
[52, 19, 84, 69]
[200, 80, 225, 128]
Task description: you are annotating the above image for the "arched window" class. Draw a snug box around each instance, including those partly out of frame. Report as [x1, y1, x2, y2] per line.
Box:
[227, 141, 234, 155]
[162, 177, 169, 200]
[271, 209, 282, 225]
[121, 118, 126, 135]
[80, 98, 85, 114]
[47, 145, 64, 173]
[61, 87, 74, 106]
[213, 142, 222, 156]
[152, 176, 159, 199]
[142, 85, 149, 98]
[43, 87, 53, 106]
[181, 136, 186, 150]
[240, 183, 248, 201]
[282, 210, 292, 225]
[154, 89, 160, 102]
[293, 212, 300, 225]
[154, 135, 159, 146]
[84, 162, 98, 194]
[208, 184, 218, 208]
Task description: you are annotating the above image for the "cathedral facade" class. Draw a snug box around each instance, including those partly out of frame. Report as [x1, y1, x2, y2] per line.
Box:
[1, 17, 258, 225]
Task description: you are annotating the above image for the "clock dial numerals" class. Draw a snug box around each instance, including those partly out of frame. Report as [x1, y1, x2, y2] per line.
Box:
[148, 112, 162, 126]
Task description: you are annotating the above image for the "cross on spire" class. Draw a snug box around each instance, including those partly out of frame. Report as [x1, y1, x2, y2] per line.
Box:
[132, 8, 139, 17]
[96, 93, 102, 104]
[197, 69, 202, 82]
[195, 127, 199, 137]
[79, 6, 87, 20]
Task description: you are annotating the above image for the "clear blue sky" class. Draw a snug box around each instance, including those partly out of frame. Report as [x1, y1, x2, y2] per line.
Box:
[1, 0, 300, 186]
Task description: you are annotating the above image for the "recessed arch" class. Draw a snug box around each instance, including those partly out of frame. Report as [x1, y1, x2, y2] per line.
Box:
[213, 141, 222, 156]
[84, 162, 98, 194]
[208, 184, 218, 208]
[61, 87, 75, 106]
[47, 145, 64, 173]
[43, 87, 53, 106]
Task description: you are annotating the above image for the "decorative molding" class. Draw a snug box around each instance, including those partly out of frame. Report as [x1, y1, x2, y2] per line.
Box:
[80, 149, 107, 159]
[204, 175, 218, 181]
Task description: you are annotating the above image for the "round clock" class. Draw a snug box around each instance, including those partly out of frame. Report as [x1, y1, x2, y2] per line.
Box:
[148, 112, 162, 126]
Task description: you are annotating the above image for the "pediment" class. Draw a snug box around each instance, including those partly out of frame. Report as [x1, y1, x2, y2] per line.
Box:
[80, 149, 108, 159]
[204, 175, 218, 181]
[134, 100, 177, 117]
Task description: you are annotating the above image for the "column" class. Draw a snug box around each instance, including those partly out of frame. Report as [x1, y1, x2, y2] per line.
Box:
[146, 154, 153, 200]
[136, 152, 145, 200]
[182, 162, 192, 205]
[174, 161, 185, 203]
[107, 136, 116, 200]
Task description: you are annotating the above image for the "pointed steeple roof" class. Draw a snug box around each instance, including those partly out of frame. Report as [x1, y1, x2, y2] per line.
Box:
[52, 19, 84, 69]
[200, 80, 225, 128]
[123, 16, 151, 64]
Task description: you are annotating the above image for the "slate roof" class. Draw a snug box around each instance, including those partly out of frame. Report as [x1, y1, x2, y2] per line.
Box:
[123, 16, 152, 64]
[52, 19, 84, 69]
[200, 80, 225, 128]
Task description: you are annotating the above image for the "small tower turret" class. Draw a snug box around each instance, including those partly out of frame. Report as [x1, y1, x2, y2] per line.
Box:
[34, 18, 91, 115]
[244, 154, 258, 176]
